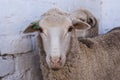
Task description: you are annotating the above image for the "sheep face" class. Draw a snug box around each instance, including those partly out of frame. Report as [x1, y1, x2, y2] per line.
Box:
[24, 13, 91, 70]
[39, 15, 73, 70]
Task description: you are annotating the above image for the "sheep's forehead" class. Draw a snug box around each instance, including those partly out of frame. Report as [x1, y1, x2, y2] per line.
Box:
[39, 15, 72, 29]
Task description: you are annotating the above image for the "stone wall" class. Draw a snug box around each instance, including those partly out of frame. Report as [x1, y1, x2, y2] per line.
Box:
[0, 35, 42, 80]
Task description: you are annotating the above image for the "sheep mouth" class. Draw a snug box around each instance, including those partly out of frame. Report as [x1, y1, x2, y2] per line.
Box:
[51, 67, 61, 71]
[51, 65, 63, 71]
[50, 64, 63, 71]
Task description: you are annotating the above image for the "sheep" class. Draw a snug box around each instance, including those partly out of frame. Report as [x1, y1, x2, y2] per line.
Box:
[70, 9, 99, 39]
[24, 8, 120, 80]
[108, 27, 120, 33]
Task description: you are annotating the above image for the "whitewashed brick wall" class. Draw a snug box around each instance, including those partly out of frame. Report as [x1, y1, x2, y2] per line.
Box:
[0, 35, 42, 80]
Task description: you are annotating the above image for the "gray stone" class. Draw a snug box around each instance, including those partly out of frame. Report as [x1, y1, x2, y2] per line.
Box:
[0, 35, 33, 55]
[15, 52, 34, 73]
[0, 56, 15, 77]
[2, 52, 42, 80]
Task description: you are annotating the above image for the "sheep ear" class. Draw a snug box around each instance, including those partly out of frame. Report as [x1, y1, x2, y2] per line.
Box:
[87, 17, 96, 27]
[24, 21, 40, 33]
[72, 20, 91, 30]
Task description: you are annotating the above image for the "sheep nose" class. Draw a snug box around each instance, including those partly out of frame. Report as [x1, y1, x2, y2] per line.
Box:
[50, 56, 61, 64]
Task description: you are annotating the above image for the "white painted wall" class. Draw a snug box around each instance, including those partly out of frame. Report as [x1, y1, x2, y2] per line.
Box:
[0, 0, 120, 80]
[0, 0, 120, 35]
[0, 0, 101, 35]
[101, 0, 120, 33]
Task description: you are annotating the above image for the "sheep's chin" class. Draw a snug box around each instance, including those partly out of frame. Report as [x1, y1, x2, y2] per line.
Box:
[48, 63, 64, 71]
[51, 67, 62, 71]
[46, 62, 63, 70]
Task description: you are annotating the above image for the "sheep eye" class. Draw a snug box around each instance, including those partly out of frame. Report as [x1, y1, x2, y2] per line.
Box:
[39, 27, 43, 33]
[68, 26, 73, 32]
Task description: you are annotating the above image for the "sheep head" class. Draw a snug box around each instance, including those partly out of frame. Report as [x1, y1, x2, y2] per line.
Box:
[24, 9, 91, 70]
[70, 9, 97, 38]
